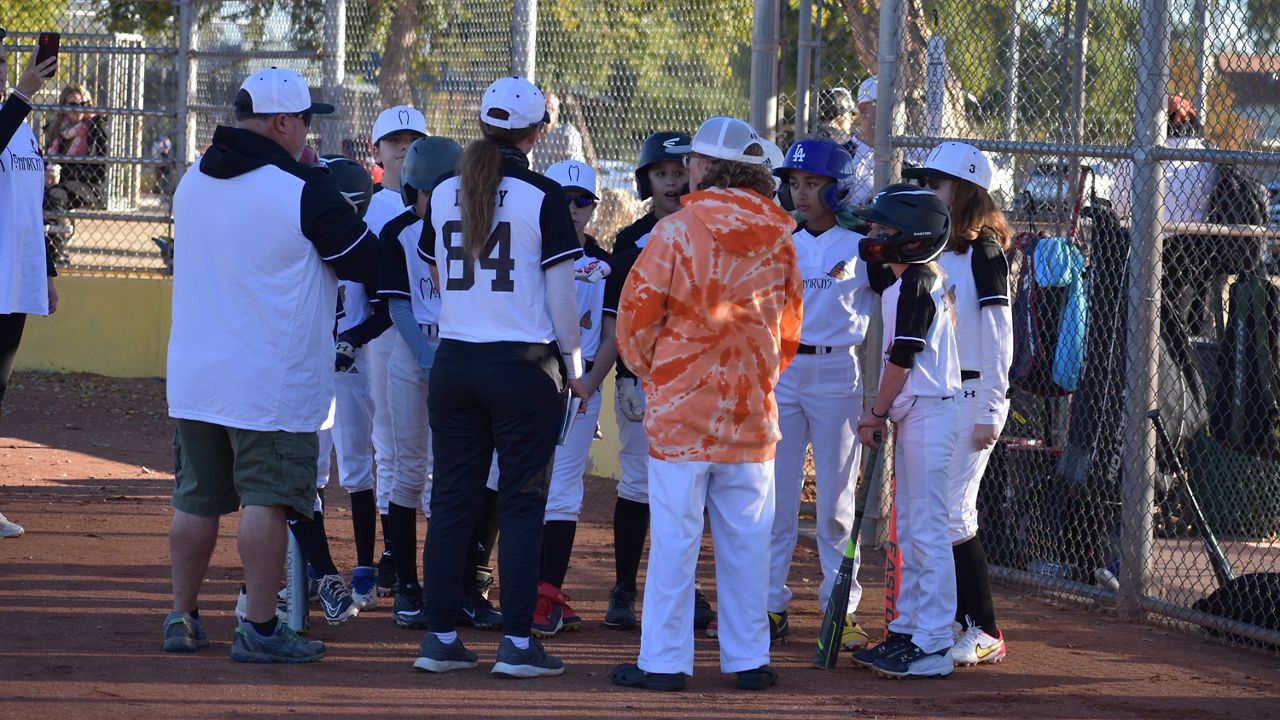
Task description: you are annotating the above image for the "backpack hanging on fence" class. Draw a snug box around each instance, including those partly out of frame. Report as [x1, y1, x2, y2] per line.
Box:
[1009, 232, 1086, 396]
[1211, 271, 1280, 457]
[1208, 164, 1268, 226]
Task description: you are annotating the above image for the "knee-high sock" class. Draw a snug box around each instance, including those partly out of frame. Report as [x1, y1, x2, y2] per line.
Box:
[289, 511, 338, 577]
[388, 502, 419, 589]
[350, 489, 377, 568]
[613, 497, 649, 591]
[954, 536, 998, 635]
[540, 520, 577, 589]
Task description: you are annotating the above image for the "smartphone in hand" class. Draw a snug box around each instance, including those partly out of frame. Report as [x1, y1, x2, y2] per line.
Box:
[35, 32, 60, 73]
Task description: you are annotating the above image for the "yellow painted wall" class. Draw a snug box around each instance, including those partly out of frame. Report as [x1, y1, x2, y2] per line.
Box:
[15, 274, 624, 478]
[17, 275, 172, 378]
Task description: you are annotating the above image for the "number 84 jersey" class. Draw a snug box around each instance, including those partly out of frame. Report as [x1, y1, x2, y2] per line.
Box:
[419, 167, 583, 344]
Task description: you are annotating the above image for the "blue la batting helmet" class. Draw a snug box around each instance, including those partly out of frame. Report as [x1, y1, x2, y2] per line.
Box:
[774, 138, 853, 212]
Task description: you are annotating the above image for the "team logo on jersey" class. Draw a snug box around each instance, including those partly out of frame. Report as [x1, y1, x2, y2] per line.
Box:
[827, 261, 848, 280]
[579, 310, 592, 329]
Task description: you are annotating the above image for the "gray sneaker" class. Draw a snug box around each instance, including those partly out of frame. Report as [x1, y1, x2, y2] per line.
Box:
[230, 621, 326, 663]
[412, 633, 480, 673]
[491, 636, 565, 678]
[162, 611, 209, 653]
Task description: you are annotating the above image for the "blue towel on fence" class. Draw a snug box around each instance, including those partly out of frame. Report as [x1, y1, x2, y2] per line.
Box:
[1034, 237, 1087, 392]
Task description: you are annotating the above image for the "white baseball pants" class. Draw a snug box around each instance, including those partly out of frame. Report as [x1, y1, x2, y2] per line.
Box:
[386, 326, 437, 515]
[545, 390, 603, 522]
[947, 378, 1001, 543]
[331, 347, 376, 495]
[364, 331, 397, 515]
[887, 394, 959, 654]
[614, 377, 650, 504]
[770, 349, 863, 613]
[638, 458, 774, 676]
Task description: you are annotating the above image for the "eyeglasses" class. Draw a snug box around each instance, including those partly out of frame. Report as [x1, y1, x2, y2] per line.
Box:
[567, 195, 597, 208]
[681, 152, 708, 168]
[914, 177, 943, 190]
[294, 112, 313, 128]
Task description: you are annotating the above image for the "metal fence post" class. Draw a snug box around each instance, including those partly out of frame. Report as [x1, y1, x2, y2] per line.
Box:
[872, 0, 902, 191]
[175, 0, 192, 181]
[322, 0, 347, 154]
[1120, 0, 1169, 622]
[511, 0, 537, 80]
[795, 0, 813, 138]
[1193, 0, 1212, 120]
[1004, 0, 1020, 140]
[750, 0, 780, 140]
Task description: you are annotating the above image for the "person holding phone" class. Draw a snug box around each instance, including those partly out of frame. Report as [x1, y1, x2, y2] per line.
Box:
[0, 31, 59, 538]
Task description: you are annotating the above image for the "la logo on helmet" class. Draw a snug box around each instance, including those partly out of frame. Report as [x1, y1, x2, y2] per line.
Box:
[791, 145, 806, 163]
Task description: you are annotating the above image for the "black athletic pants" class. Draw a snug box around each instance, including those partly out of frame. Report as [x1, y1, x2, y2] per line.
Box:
[422, 340, 563, 637]
[0, 313, 28, 410]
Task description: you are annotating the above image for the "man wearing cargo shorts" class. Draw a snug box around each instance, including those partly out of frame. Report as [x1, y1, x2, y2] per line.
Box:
[162, 68, 379, 663]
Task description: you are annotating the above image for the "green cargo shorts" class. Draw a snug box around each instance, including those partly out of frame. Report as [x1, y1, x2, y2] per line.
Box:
[172, 419, 318, 520]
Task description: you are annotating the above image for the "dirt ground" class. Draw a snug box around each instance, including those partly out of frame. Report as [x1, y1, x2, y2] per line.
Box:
[2, 371, 1279, 720]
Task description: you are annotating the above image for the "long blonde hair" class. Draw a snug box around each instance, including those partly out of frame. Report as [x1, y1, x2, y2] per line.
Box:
[458, 117, 539, 259]
[44, 83, 95, 149]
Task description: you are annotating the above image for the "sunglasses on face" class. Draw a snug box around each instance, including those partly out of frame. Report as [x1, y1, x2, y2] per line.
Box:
[914, 177, 943, 190]
[295, 112, 313, 127]
[567, 195, 597, 208]
[66, 101, 91, 107]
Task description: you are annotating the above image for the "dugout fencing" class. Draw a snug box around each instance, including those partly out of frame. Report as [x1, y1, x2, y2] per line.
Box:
[4, 0, 1279, 652]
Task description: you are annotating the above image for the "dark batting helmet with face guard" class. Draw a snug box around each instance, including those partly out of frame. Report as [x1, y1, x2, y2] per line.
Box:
[635, 131, 691, 200]
[853, 183, 950, 265]
[319, 154, 374, 219]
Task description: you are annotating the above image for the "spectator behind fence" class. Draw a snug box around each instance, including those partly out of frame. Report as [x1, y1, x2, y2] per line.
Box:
[533, 90, 585, 174]
[1111, 94, 1214, 225]
[0, 32, 60, 539]
[163, 67, 380, 664]
[42, 82, 108, 210]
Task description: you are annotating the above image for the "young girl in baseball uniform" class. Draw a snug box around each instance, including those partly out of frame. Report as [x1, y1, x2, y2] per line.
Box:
[767, 138, 877, 650]
[530, 160, 616, 638]
[905, 142, 1012, 665]
[850, 184, 961, 679]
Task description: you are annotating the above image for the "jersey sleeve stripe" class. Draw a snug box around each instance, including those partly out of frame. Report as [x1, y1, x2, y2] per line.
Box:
[377, 289, 412, 298]
[893, 335, 926, 343]
[541, 247, 584, 269]
[319, 232, 366, 262]
[602, 307, 618, 317]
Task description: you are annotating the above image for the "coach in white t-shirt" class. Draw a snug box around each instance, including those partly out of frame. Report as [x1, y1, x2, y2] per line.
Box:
[163, 68, 380, 664]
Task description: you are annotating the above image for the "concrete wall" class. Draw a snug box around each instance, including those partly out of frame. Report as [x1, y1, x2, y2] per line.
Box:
[16, 274, 624, 478]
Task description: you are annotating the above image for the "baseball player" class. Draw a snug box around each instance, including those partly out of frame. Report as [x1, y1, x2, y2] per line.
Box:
[904, 142, 1013, 666]
[766, 138, 877, 650]
[601, 132, 717, 634]
[364, 106, 429, 597]
[611, 116, 802, 693]
[850, 184, 961, 679]
[413, 76, 588, 679]
[531, 160, 616, 638]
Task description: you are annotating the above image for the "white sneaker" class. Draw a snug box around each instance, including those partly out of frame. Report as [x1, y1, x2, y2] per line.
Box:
[0, 513, 24, 538]
[952, 626, 1006, 666]
[235, 584, 289, 624]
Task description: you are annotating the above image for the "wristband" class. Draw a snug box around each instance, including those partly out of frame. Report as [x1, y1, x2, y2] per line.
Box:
[870, 407, 889, 419]
[10, 87, 32, 105]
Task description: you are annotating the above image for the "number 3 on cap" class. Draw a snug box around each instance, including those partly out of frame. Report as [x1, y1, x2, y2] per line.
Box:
[442, 220, 516, 293]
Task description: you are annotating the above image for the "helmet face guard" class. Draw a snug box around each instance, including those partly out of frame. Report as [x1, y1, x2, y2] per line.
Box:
[853, 183, 950, 264]
[635, 131, 691, 200]
[775, 138, 852, 213]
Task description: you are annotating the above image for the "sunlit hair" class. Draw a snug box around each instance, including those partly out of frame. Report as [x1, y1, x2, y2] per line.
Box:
[588, 188, 642, 251]
[947, 179, 1011, 253]
[44, 83, 95, 149]
[694, 145, 774, 198]
[458, 114, 539, 259]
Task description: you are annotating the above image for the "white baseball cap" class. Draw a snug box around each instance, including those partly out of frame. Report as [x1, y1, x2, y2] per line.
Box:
[544, 160, 599, 200]
[669, 116, 768, 165]
[480, 77, 551, 130]
[237, 67, 334, 115]
[903, 141, 994, 190]
[857, 75, 878, 105]
[372, 106, 427, 144]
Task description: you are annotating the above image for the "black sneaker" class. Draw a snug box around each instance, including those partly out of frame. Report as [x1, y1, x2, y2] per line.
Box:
[412, 633, 480, 673]
[768, 610, 790, 645]
[458, 587, 503, 630]
[735, 664, 778, 691]
[604, 583, 638, 630]
[871, 643, 954, 679]
[694, 586, 716, 630]
[851, 632, 913, 669]
[611, 662, 685, 691]
[491, 636, 565, 678]
[392, 585, 428, 629]
[376, 551, 398, 597]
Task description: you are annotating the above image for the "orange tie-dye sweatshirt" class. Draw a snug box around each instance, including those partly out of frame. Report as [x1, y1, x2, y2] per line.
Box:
[617, 186, 803, 464]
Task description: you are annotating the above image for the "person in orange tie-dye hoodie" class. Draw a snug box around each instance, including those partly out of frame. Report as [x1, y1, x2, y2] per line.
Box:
[610, 116, 802, 693]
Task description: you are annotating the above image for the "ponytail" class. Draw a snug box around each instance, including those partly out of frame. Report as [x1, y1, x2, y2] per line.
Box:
[458, 115, 540, 260]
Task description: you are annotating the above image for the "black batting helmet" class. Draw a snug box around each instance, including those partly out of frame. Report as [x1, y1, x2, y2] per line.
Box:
[320, 155, 374, 219]
[853, 183, 950, 265]
[635, 131, 690, 200]
[402, 136, 463, 208]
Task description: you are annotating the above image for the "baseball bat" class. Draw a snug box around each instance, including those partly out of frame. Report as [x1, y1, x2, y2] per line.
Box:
[813, 439, 882, 669]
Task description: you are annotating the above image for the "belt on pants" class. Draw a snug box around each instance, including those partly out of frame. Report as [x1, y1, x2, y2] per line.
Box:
[796, 343, 845, 355]
[961, 369, 980, 382]
[419, 323, 440, 339]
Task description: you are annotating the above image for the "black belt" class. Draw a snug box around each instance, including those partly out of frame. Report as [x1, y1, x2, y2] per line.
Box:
[961, 369, 980, 382]
[797, 343, 837, 355]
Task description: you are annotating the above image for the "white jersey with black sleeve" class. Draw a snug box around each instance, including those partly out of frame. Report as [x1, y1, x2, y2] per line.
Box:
[792, 224, 878, 349]
[937, 233, 1012, 425]
[379, 209, 439, 325]
[880, 263, 961, 399]
[418, 163, 583, 344]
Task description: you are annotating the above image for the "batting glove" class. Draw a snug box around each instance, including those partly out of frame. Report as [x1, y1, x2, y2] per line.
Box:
[616, 377, 645, 422]
[574, 258, 611, 283]
[335, 340, 356, 373]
